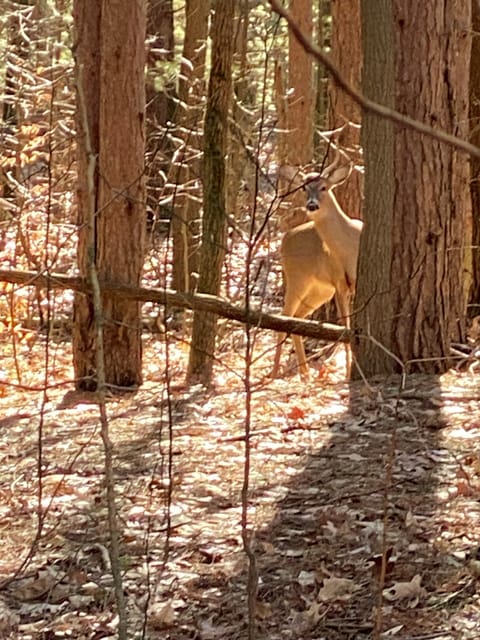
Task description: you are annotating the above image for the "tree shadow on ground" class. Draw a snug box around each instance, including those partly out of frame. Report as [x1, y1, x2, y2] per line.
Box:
[7, 368, 479, 639]
[207, 373, 480, 639]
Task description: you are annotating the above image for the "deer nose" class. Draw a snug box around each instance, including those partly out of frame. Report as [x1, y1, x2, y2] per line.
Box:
[306, 201, 318, 211]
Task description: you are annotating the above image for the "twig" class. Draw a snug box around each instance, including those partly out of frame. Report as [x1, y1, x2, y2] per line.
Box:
[396, 633, 454, 640]
[373, 382, 400, 639]
[268, 0, 480, 159]
[76, 63, 128, 639]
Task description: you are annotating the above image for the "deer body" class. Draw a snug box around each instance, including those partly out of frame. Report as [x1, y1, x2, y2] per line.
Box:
[271, 163, 363, 379]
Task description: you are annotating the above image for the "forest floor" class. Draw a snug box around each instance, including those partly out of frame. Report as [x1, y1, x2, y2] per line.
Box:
[1, 323, 480, 640]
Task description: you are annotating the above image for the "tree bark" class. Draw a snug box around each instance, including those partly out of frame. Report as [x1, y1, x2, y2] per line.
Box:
[354, 0, 471, 376]
[328, 0, 362, 219]
[390, 1, 470, 371]
[0, 268, 351, 344]
[287, 0, 313, 166]
[145, 0, 175, 217]
[72, 0, 102, 388]
[226, 0, 255, 223]
[72, 0, 147, 390]
[314, 0, 330, 134]
[170, 0, 209, 293]
[187, 0, 235, 384]
[469, 0, 480, 317]
[354, 0, 395, 374]
[282, 0, 314, 229]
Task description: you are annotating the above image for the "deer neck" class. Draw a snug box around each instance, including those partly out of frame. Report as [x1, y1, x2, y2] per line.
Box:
[309, 194, 358, 284]
[311, 195, 352, 248]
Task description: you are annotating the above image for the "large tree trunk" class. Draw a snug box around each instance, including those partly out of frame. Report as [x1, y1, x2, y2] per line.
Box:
[72, 0, 101, 389]
[469, 0, 480, 317]
[354, 0, 471, 376]
[187, 0, 235, 385]
[72, 0, 146, 391]
[353, 0, 395, 374]
[390, 1, 470, 370]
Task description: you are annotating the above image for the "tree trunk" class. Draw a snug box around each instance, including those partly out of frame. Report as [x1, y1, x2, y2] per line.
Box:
[274, 59, 288, 171]
[187, 0, 235, 384]
[72, 0, 147, 391]
[328, 0, 362, 219]
[146, 0, 174, 127]
[226, 0, 255, 223]
[391, 1, 470, 371]
[315, 0, 362, 325]
[72, 0, 102, 389]
[314, 0, 330, 136]
[354, 0, 395, 374]
[1, 1, 38, 203]
[287, 0, 313, 166]
[170, 0, 209, 293]
[469, 0, 480, 317]
[354, 0, 471, 376]
[145, 0, 175, 218]
[282, 0, 314, 229]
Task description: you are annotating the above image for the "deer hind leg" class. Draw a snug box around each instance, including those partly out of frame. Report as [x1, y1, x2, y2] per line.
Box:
[271, 289, 307, 379]
[290, 299, 317, 380]
[275, 293, 317, 380]
[271, 330, 287, 378]
[271, 311, 298, 379]
[335, 287, 352, 377]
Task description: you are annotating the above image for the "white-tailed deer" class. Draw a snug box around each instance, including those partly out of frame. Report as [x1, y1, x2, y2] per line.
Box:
[271, 154, 363, 379]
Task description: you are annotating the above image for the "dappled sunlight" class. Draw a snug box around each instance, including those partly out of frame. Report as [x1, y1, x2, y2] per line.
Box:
[2, 326, 480, 636]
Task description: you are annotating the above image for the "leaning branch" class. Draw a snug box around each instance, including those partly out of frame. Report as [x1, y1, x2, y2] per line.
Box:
[0, 268, 351, 343]
[268, 0, 480, 159]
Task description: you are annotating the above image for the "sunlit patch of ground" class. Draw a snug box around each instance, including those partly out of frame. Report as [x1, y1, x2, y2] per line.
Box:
[0, 327, 480, 638]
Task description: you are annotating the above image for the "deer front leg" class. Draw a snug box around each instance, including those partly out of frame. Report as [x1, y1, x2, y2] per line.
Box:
[292, 333, 310, 380]
[270, 331, 286, 378]
[335, 285, 353, 378]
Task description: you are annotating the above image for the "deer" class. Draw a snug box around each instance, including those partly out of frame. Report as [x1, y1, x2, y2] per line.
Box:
[271, 152, 363, 380]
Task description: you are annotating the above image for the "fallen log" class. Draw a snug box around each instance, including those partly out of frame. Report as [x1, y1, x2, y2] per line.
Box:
[0, 268, 351, 343]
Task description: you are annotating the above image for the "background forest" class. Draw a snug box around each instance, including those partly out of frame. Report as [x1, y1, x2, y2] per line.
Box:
[1, 1, 480, 639]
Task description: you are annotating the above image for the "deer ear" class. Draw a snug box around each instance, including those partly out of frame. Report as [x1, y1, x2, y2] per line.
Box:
[328, 164, 352, 186]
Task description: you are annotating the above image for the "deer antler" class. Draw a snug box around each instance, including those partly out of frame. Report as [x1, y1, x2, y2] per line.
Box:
[317, 123, 348, 177]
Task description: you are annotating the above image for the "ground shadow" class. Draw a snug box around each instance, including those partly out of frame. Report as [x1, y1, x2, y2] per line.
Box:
[196, 372, 480, 639]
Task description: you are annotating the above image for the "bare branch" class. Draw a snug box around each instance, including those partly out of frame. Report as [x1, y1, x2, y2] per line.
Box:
[268, 0, 480, 159]
[0, 268, 351, 343]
